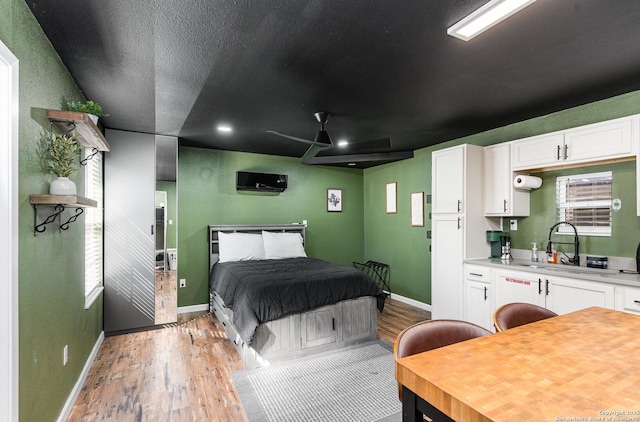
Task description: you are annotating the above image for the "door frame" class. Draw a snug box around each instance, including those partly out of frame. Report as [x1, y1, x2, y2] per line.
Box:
[0, 39, 19, 421]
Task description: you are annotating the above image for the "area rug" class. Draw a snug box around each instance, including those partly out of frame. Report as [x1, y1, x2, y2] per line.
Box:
[231, 340, 401, 422]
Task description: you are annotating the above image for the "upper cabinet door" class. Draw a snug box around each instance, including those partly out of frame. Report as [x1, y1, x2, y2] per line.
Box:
[511, 133, 564, 171]
[432, 145, 464, 214]
[484, 144, 510, 215]
[563, 116, 634, 164]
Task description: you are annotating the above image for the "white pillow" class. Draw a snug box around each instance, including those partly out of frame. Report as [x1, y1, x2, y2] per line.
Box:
[218, 232, 265, 262]
[262, 231, 307, 259]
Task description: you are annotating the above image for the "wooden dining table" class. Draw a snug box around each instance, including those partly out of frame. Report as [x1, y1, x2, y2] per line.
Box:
[395, 307, 640, 422]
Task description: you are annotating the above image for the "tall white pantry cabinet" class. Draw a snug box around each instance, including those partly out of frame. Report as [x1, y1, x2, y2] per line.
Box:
[431, 144, 495, 320]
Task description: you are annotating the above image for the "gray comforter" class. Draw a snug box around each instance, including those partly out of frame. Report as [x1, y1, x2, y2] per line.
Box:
[209, 257, 385, 345]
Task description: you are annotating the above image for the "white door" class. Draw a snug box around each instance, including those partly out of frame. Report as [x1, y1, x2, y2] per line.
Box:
[432, 146, 464, 214]
[494, 270, 545, 309]
[0, 39, 18, 422]
[431, 214, 464, 320]
[546, 276, 614, 315]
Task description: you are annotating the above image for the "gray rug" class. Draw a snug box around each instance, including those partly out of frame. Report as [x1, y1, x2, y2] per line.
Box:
[232, 340, 402, 422]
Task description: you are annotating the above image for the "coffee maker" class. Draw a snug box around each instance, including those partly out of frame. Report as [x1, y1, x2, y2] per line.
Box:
[500, 233, 512, 261]
[487, 231, 506, 259]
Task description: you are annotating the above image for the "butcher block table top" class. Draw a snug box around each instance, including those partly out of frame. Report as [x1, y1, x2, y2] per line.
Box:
[396, 307, 640, 421]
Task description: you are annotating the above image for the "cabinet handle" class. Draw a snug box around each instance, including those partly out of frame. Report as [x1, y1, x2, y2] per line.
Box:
[484, 286, 488, 301]
[557, 145, 561, 160]
[457, 217, 461, 230]
[564, 144, 569, 160]
[538, 279, 542, 295]
[470, 272, 483, 277]
[457, 200, 462, 212]
[634, 300, 640, 304]
[151, 225, 154, 235]
[332, 317, 336, 330]
[503, 199, 508, 213]
[545, 279, 550, 296]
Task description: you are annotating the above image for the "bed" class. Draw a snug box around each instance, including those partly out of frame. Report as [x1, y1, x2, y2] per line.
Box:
[208, 224, 385, 369]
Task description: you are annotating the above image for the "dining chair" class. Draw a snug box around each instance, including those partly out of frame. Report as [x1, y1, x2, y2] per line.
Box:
[393, 319, 492, 401]
[493, 302, 558, 332]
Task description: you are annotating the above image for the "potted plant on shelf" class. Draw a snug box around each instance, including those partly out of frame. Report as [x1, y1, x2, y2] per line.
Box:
[66, 100, 109, 125]
[46, 132, 81, 195]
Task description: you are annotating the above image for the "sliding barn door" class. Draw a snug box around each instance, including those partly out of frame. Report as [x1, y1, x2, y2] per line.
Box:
[104, 129, 155, 333]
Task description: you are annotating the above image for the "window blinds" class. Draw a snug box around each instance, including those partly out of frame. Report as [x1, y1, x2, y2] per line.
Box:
[84, 150, 103, 307]
[555, 171, 612, 236]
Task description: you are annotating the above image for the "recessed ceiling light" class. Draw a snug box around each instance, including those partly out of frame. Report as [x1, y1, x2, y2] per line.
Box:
[348, 163, 356, 166]
[217, 124, 233, 133]
[337, 140, 349, 147]
[447, 0, 537, 41]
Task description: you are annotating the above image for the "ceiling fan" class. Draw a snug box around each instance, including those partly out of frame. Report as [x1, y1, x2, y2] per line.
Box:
[267, 112, 393, 164]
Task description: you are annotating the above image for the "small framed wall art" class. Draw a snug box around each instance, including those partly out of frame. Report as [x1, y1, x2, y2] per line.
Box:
[411, 192, 424, 226]
[386, 182, 397, 214]
[327, 188, 342, 212]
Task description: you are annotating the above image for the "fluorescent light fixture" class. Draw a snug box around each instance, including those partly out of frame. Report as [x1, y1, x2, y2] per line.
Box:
[337, 140, 349, 147]
[217, 124, 233, 133]
[447, 0, 537, 41]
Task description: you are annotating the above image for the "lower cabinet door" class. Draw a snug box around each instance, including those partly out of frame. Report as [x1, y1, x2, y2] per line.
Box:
[546, 276, 614, 315]
[300, 305, 337, 349]
[464, 280, 493, 332]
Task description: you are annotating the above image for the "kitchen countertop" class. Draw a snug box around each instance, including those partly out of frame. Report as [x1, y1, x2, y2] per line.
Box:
[465, 257, 640, 287]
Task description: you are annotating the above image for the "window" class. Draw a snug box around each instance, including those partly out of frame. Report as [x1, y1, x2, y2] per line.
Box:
[555, 171, 612, 236]
[84, 149, 103, 308]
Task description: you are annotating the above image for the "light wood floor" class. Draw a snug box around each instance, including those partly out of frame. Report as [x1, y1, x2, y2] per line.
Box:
[67, 297, 430, 421]
[155, 269, 177, 325]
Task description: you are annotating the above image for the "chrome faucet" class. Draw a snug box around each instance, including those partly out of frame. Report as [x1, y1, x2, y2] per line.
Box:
[546, 221, 580, 266]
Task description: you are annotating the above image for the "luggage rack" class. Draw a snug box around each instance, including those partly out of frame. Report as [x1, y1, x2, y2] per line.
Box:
[353, 260, 390, 297]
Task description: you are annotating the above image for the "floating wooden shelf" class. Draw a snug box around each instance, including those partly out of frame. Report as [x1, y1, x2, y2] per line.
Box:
[46, 109, 110, 152]
[30, 194, 97, 235]
[30, 194, 97, 208]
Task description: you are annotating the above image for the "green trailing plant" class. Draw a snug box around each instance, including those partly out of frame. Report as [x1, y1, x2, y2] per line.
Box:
[46, 133, 81, 178]
[66, 100, 109, 117]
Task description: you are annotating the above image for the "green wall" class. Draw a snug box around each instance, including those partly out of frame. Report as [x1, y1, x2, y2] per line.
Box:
[1, 1, 104, 420]
[177, 146, 366, 307]
[363, 90, 640, 306]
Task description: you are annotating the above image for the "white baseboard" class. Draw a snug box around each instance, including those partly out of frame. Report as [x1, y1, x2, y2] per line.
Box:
[389, 293, 432, 313]
[57, 331, 105, 422]
[177, 303, 210, 314]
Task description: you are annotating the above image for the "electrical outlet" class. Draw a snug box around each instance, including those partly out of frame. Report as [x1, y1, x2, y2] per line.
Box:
[63, 345, 68, 366]
[179, 278, 186, 288]
[510, 219, 518, 230]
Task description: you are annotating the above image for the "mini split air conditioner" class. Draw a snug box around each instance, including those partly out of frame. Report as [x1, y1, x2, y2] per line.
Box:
[236, 171, 288, 192]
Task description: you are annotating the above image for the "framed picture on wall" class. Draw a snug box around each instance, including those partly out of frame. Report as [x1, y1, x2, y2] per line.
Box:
[327, 188, 342, 212]
[386, 182, 397, 214]
[411, 192, 424, 226]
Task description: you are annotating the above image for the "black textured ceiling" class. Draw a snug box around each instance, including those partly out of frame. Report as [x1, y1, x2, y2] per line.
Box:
[27, 0, 640, 168]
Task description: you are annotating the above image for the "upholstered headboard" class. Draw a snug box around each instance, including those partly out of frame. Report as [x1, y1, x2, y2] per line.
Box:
[208, 224, 307, 271]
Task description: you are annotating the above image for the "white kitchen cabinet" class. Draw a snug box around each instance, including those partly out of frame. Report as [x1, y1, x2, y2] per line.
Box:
[484, 143, 530, 217]
[494, 268, 614, 316]
[494, 269, 545, 309]
[432, 214, 464, 320]
[512, 115, 637, 171]
[432, 146, 464, 214]
[545, 275, 614, 315]
[614, 285, 640, 315]
[463, 264, 493, 331]
[431, 144, 495, 320]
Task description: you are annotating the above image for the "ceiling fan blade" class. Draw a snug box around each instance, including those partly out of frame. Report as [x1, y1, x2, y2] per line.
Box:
[267, 131, 327, 147]
[343, 137, 392, 152]
[299, 144, 331, 164]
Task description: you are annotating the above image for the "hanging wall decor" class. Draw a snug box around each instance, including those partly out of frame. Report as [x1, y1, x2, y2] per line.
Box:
[386, 182, 397, 214]
[411, 192, 424, 226]
[327, 188, 342, 212]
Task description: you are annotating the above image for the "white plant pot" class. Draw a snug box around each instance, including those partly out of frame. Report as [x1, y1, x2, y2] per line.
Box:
[50, 177, 77, 195]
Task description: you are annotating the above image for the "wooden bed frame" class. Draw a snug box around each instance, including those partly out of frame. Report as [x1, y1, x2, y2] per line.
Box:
[208, 224, 378, 369]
